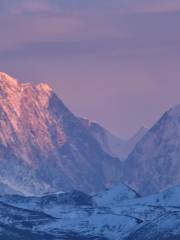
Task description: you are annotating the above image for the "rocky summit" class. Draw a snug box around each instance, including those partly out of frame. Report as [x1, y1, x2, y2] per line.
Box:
[0, 72, 123, 195]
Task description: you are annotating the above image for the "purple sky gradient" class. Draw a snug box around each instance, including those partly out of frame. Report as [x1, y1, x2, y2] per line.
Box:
[0, 0, 180, 138]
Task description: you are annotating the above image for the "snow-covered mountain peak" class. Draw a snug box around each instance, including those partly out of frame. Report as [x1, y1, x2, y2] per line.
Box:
[0, 72, 124, 195]
[0, 72, 52, 94]
[36, 83, 52, 93]
[0, 72, 15, 80]
[0, 72, 19, 87]
[0, 72, 54, 122]
[124, 104, 180, 195]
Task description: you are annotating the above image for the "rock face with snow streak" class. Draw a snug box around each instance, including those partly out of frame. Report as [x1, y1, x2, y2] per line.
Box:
[124, 105, 180, 195]
[0, 72, 122, 195]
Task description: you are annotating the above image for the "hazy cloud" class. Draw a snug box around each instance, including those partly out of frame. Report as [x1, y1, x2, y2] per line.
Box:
[0, 0, 180, 137]
[1, 0, 180, 15]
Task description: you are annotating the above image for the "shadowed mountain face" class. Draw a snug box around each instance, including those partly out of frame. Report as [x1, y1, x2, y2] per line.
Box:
[80, 118, 147, 161]
[0, 72, 122, 195]
[124, 105, 180, 195]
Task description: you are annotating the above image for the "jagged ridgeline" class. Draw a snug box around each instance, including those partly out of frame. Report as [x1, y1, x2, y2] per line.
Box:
[0, 72, 180, 197]
[0, 72, 123, 195]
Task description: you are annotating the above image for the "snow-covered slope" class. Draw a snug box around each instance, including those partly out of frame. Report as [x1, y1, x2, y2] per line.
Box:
[126, 212, 180, 240]
[97, 185, 180, 239]
[124, 105, 180, 195]
[0, 182, 22, 195]
[108, 185, 180, 222]
[0, 72, 124, 195]
[135, 185, 180, 208]
[0, 189, 140, 240]
[80, 118, 147, 160]
[0, 184, 180, 240]
[93, 183, 140, 207]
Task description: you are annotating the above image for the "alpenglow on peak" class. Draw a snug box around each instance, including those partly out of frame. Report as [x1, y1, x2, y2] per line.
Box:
[0, 71, 52, 93]
[0, 72, 19, 86]
[0, 71, 122, 195]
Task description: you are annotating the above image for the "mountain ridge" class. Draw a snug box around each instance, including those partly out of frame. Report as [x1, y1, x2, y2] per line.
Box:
[124, 104, 180, 195]
[0, 72, 123, 195]
[80, 117, 147, 160]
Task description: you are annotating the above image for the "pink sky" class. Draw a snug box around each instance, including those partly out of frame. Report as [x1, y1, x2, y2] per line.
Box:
[0, 0, 180, 138]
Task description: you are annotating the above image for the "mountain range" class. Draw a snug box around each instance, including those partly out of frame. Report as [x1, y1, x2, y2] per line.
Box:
[0, 71, 179, 239]
[0, 71, 179, 198]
